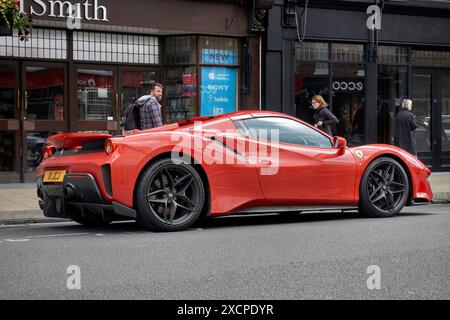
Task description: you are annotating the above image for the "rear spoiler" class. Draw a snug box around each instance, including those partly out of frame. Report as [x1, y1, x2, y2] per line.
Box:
[46, 133, 112, 149]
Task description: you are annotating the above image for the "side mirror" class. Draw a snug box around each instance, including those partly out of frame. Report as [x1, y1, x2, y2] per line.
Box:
[333, 136, 347, 152]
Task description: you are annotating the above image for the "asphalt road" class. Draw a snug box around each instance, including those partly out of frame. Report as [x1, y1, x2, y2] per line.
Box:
[0, 204, 449, 300]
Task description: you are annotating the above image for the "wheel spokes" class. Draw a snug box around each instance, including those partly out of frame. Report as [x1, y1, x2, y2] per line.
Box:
[389, 181, 406, 194]
[385, 191, 395, 211]
[173, 173, 193, 189]
[371, 191, 385, 204]
[371, 170, 385, 183]
[176, 194, 196, 207]
[163, 168, 175, 187]
[147, 189, 165, 197]
[384, 163, 395, 183]
[367, 161, 407, 212]
[146, 165, 199, 225]
[173, 199, 195, 212]
[148, 198, 168, 205]
[369, 186, 382, 201]
[168, 202, 177, 224]
[163, 202, 170, 223]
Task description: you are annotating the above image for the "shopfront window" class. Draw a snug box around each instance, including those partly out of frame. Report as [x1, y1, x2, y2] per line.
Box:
[441, 75, 450, 152]
[296, 42, 329, 61]
[412, 74, 432, 153]
[377, 65, 408, 145]
[165, 66, 197, 123]
[164, 36, 196, 65]
[76, 68, 114, 120]
[295, 42, 329, 125]
[121, 69, 157, 113]
[332, 63, 365, 146]
[296, 42, 365, 144]
[378, 46, 408, 64]
[412, 50, 450, 67]
[163, 36, 239, 121]
[164, 36, 197, 123]
[25, 66, 65, 120]
[73, 31, 159, 64]
[0, 64, 15, 119]
[331, 44, 364, 63]
[0, 28, 67, 59]
[294, 62, 329, 124]
[0, 131, 15, 172]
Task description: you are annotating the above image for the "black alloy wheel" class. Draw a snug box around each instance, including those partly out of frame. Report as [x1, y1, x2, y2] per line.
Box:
[136, 158, 205, 231]
[359, 157, 410, 217]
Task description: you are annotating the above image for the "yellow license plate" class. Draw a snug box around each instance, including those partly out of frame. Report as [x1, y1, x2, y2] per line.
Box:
[43, 170, 66, 183]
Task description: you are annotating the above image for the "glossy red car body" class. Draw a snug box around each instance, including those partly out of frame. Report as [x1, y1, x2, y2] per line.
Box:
[36, 111, 432, 228]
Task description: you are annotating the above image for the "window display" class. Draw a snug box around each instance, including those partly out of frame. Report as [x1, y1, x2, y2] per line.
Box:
[165, 66, 197, 123]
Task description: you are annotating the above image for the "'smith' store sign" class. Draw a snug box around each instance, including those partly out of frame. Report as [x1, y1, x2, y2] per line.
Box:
[20, 0, 109, 22]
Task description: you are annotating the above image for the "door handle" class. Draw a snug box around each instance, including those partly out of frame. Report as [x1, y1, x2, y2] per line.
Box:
[17, 90, 20, 111]
[23, 90, 28, 120]
[115, 93, 119, 117]
[120, 93, 124, 118]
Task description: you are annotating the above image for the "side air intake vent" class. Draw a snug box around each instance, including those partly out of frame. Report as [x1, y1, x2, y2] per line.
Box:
[101, 164, 113, 197]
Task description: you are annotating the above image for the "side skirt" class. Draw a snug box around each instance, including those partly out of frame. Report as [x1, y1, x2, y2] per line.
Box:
[234, 205, 358, 214]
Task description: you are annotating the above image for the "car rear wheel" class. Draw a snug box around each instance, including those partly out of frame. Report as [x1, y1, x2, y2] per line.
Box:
[135, 158, 205, 231]
[359, 157, 410, 217]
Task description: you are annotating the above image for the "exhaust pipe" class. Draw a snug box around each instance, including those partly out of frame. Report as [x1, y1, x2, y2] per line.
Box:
[63, 184, 77, 201]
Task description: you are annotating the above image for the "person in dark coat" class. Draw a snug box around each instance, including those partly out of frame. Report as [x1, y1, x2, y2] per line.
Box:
[311, 95, 339, 136]
[394, 98, 417, 156]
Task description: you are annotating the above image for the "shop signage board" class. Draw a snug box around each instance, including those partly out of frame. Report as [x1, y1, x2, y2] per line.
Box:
[332, 78, 364, 92]
[201, 49, 237, 65]
[20, 0, 109, 22]
[200, 66, 236, 116]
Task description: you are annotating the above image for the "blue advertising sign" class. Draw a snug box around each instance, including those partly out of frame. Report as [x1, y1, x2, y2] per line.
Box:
[200, 67, 237, 116]
[201, 49, 238, 65]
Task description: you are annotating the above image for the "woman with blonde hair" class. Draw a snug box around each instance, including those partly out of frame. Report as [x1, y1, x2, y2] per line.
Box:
[311, 95, 339, 136]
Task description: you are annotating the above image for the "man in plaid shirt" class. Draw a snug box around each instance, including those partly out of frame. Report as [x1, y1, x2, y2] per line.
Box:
[138, 83, 164, 130]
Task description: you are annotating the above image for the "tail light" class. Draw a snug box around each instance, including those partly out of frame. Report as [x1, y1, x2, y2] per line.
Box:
[105, 138, 118, 155]
[42, 145, 54, 160]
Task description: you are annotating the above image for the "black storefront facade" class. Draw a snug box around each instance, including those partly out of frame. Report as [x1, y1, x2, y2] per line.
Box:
[263, 0, 450, 171]
[0, 0, 273, 183]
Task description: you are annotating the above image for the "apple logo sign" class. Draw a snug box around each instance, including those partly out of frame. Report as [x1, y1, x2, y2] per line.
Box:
[208, 71, 215, 80]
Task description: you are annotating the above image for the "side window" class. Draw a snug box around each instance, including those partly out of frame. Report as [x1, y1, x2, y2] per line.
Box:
[236, 117, 333, 148]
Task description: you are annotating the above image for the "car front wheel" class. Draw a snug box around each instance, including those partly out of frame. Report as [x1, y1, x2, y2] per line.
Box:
[359, 157, 410, 217]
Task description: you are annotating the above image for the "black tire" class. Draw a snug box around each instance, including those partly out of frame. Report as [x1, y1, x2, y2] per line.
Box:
[135, 158, 205, 232]
[359, 157, 410, 217]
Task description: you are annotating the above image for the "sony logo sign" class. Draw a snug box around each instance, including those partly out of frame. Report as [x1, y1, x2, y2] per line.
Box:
[20, 0, 109, 22]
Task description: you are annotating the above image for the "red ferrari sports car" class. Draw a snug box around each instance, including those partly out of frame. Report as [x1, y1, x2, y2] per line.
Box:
[36, 111, 433, 231]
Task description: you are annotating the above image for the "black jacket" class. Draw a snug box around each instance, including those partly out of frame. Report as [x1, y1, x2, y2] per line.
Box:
[394, 109, 417, 155]
[313, 107, 339, 136]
